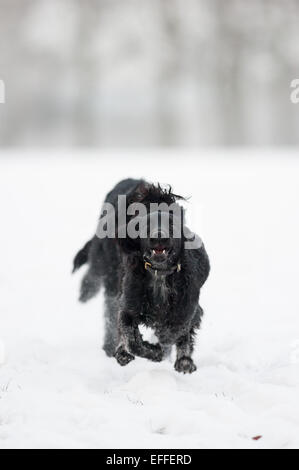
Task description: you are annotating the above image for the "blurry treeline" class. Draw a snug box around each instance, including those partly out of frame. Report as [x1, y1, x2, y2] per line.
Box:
[0, 0, 299, 147]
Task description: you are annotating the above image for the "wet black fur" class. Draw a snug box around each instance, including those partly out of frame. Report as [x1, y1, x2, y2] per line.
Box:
[73, 179, 210, 373]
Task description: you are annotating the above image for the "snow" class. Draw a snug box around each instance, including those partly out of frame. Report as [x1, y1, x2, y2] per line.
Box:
[1, 149, 299, 449]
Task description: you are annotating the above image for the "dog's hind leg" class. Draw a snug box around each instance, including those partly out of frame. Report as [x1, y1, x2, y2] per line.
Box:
[162, 344, 172, 359]
[103, 295, 119, 357]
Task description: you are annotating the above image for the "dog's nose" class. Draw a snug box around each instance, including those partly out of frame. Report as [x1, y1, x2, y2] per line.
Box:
[150, 229, 168, 239]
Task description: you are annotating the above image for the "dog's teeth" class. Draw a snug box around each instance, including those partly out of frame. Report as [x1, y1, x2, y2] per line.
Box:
[163, 250, 166, 254]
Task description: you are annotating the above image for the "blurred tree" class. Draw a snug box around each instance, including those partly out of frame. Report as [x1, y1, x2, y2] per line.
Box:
[0, 0, 299, 147]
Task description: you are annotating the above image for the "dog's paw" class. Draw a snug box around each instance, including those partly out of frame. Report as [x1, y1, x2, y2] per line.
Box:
[114, 346, 135, 366]
[150, 344, 164, 362]
[143, 342, 163, 362]
[174, 356, 197, 374]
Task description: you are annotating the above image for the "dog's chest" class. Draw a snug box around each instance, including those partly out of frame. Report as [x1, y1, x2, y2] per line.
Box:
[150, 277, 169, 303]
[142, 277, 172, 325]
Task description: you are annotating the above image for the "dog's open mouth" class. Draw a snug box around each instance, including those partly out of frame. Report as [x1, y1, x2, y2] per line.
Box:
[152, 246, 171, 256]
[153, 248, 166, 255]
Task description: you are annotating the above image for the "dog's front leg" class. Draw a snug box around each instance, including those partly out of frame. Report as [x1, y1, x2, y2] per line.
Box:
[174, 328, 197, 374]
[115, 310, 163, 366]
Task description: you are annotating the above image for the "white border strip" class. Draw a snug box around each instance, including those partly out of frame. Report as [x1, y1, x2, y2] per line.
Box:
[0, 79, 5, 104]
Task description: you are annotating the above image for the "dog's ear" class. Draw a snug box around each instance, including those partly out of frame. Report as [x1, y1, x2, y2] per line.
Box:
[183, 226, 203, 250]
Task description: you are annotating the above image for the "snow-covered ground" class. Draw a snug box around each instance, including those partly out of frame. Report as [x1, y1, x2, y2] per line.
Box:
[1, 149, 299, 449]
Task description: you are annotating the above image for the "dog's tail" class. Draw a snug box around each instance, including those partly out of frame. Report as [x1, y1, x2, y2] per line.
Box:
[73, 238, 103, 303]
[72, 239, 92, 273]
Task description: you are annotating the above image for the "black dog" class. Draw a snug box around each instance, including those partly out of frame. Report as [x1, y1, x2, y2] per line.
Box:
[73, 179, 210, 373]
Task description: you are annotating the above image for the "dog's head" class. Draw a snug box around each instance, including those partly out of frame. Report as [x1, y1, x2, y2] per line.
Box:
[116, 183, 192, 274]
[141, 210, 184, 273]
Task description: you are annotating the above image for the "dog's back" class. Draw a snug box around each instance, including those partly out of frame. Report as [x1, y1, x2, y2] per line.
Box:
[73, 178, 143, 301]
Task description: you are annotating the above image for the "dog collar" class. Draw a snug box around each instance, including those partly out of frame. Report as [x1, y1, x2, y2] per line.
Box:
[144, 260, 181, 277]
